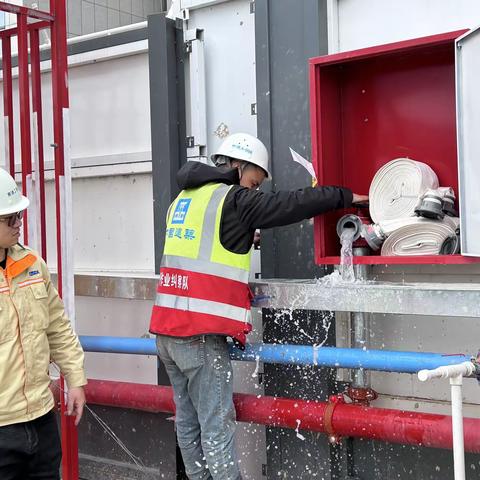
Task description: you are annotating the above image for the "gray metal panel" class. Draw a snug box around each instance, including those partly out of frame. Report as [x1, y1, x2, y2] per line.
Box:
[347, 438, 480, 480]
[77, 407, 176, 479]
[256, 0, 329, 279]
[82, 1, 96, 35]
[70, 274, 480, 318]
[94, 4, 109, 31]
[185, 1, 257, 160]
[263, 308, 336, 478]
[456, 27, 480, 257]
[254, 280, 480, 317]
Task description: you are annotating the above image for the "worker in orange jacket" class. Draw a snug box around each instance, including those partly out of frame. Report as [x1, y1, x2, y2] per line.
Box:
[0, 168, 87, 480]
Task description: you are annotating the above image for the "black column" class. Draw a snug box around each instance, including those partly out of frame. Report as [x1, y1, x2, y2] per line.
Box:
[148, 13, 186, 275]
[255, 2, 345, 479]
[256, 0, 329, 280]
[148, 14, 187, 479]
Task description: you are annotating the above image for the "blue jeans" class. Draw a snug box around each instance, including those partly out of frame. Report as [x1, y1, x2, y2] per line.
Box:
[0, 410, 61, 480]
[157, 334, 242, 480]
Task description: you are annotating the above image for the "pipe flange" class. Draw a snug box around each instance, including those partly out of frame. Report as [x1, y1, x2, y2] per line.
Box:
[345, 387, 378, 405]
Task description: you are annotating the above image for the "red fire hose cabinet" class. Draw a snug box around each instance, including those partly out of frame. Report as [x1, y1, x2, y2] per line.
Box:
[309, 28, 480, 265]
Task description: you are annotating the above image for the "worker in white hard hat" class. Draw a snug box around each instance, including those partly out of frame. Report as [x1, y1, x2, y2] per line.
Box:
[150, 133, 368, 480]
[0, 168, 87, 480]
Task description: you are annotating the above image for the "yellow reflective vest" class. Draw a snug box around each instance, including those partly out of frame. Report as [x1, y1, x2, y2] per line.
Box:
[150, 182, 253, 346]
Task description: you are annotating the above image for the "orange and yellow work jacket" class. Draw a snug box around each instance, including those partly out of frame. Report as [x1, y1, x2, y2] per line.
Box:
[0, 244, 86, 427]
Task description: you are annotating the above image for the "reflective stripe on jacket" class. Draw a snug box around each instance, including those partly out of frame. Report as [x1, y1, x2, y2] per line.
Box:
[0, 244, 87, 427]
[149, 182, 253, 346]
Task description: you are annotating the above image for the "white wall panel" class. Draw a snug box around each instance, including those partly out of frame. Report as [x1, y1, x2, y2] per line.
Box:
[44, 173, 154, 272]
[69, 52, 152, 159]
[0, 47, 151, 168]
[0, 44, 154, 273]
[186, 0, 257, 158]
[76, 296, 157, 384]
[337, 0, 480, 51]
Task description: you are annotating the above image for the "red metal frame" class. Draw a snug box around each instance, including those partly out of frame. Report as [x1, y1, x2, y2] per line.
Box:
[0, 2, 76, 477]
[0, 20, 50, 39]
[1, 36, 14, 175]
[49, 1, 78, 478]
[30, 28, 47, 260]
[0, 1, 54, 21]
[309, 29, 479, 265]
[17, 12, 32, 243]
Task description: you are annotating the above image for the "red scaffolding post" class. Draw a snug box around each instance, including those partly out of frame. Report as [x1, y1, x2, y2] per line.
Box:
[30, 28, 47, 260]
[1, 36, 14, 176]
[16, 12, 32, 243]
[0, 1, 77, 477]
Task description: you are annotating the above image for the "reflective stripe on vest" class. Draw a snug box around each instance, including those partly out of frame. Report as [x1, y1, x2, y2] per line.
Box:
[150, 182, 253, 344]
[155, 294, 249, 323]
[161, 255, 250, 283]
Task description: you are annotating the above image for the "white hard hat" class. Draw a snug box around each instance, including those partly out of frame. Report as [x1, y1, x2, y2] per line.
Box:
[211, 133, 271, 179]
[0, 168, 29, 216]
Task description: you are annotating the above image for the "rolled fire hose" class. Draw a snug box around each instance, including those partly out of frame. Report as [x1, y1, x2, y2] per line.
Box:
[380, 217, 457, 256]
[369, 158, 439, 224]
[443, 214, 460, 233]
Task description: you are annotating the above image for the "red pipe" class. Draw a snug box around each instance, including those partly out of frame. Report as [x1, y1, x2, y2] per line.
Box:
[17, 13, 32, 244]
[53, 379, 480, 453]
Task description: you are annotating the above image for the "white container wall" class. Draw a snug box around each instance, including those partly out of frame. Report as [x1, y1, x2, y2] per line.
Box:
[334, 0, 480, 52]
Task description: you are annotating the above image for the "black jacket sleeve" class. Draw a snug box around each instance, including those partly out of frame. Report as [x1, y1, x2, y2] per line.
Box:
[229, 185, 353, 230]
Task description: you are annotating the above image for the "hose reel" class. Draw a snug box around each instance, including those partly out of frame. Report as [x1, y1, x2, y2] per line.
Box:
[338, 158, 460, 256]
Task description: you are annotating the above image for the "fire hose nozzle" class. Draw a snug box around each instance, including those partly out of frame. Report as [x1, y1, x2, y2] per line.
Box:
[336, 214, 363, 242]
[337, 214, 380, 250]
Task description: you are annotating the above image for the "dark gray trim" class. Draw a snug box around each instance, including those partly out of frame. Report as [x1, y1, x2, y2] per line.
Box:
[255, 0, 273, 161]
[148, 14, 186, 274]
[256, 2, 342, 479]
[255, 0, 277, 279]
[2, 26, 149, 69]
[147, 18, 187, 478]
[66, 26, 148, 56]
[256, 0, 328, 280]
[175, 19, 187, 173]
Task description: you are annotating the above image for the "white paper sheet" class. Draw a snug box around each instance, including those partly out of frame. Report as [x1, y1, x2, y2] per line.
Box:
[289, 148, 317, 180]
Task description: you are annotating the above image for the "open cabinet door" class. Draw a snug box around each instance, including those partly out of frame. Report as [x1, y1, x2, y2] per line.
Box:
[456, 26, 480, 257]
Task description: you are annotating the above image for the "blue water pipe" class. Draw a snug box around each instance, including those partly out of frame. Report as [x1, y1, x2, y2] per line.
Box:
[79, 336, 470, 374]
